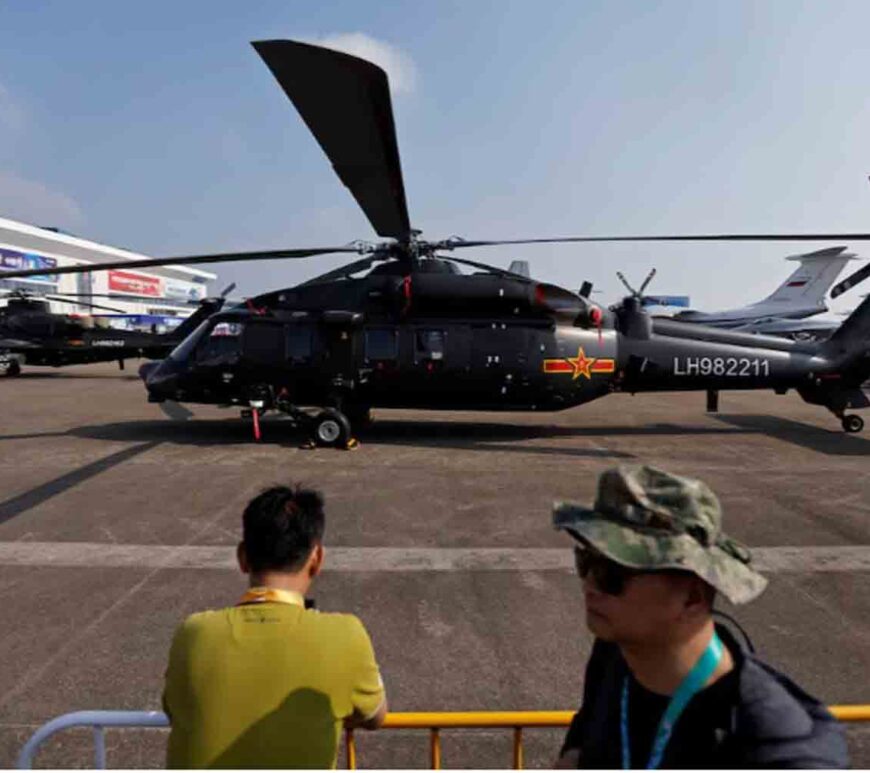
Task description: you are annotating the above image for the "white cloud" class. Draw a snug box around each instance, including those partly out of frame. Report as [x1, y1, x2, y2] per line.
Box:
[304, 33, 417, 95]
[0, 171, 83, 227]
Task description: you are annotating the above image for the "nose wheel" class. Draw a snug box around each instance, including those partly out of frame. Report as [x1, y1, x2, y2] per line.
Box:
[841, 414, 864, 433]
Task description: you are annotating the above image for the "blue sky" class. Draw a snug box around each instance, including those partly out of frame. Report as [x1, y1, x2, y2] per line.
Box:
[1, 0, 870, 311]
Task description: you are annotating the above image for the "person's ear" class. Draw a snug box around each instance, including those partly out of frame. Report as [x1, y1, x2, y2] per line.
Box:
[237, 542, 250, 574]
[308, 543, 324, 578]
[682, 577, 711, 620]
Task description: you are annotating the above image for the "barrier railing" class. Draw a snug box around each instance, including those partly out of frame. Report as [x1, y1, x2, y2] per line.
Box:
[16, 711, 168, 769]
[345, 711, 576, 769]
[17, 706, 870, 769]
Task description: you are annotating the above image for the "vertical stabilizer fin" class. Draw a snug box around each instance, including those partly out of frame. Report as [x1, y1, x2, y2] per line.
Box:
[758, 246, 852, 307]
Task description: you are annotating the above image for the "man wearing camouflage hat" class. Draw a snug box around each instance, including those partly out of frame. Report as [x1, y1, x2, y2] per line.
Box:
[553, 465, 847, 769]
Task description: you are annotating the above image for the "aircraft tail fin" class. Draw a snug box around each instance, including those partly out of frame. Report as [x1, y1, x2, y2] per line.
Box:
[758, 246, 853, 308]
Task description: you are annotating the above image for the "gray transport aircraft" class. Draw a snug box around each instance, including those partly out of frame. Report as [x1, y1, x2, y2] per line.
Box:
[669, 246, 855, 330]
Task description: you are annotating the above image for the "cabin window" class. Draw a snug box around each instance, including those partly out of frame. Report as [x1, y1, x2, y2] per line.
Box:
[365, 328, 398, 361]
[169, 321, 209, 362]
[196, 321, 243, 363]
[286, 325, 313, 361]
[243, 322, 284, 364]
[415, 329, 446, 360]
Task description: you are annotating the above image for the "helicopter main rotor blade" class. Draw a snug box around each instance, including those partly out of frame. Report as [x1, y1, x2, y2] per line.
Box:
[831, 261, 870, 299]
[298, 254, 384, 286]
[0, 246, 360, 280]
[253, 40, 412, 240]
[47, 291, 229, 306]
[44, 295, 127, 314]
[159, 400, 194, 422]
[443, 233, 870, 249]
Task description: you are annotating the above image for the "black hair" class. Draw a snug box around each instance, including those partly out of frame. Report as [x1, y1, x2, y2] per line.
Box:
[242, 486, 325, 573]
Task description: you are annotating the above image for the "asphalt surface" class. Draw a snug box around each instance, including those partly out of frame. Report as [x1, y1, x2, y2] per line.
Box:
[0, 362, 868, 768]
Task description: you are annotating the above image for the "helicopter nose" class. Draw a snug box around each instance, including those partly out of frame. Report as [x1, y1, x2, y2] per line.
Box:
[140, 358, 179, 402]
[139, 361, 160, 382]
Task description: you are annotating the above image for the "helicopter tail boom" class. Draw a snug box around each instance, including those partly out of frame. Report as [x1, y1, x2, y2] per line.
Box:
[825, 293, 870, 357]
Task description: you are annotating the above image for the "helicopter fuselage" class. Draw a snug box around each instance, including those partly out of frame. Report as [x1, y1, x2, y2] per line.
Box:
[141, 268, 869, 431]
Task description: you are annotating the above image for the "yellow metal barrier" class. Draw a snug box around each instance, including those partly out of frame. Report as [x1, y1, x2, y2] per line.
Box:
[344, 706, 870, 769]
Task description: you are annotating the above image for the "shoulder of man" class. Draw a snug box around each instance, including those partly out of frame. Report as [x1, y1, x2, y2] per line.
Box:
[170, 609, 218, 640]
[728, 653, 849, 768]
[302, 609, 370, 631]
[178, 607, 364, 626]
[173, 607, 375, 649]
[293, 610, 379, 659]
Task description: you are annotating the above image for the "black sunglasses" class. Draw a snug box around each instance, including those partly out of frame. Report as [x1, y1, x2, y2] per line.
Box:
[573, 545, 641, 596]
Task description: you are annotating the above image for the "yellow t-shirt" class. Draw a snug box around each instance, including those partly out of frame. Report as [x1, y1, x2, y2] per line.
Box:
[162, 589, 384, 769]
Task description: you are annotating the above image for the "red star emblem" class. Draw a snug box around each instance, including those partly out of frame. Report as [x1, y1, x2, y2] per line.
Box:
[567, 347, 596, 380]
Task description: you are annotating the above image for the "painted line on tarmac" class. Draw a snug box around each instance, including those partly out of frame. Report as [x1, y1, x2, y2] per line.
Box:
[0, 542, 870, 573]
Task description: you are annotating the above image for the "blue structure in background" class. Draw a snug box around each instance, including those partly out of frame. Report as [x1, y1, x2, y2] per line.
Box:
[641, 295, 691, 308]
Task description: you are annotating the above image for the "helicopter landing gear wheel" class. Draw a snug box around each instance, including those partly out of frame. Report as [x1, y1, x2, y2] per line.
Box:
[0, 360, 20, 377]
[842, 414, 864, 433]
[312, 409, 352, 448]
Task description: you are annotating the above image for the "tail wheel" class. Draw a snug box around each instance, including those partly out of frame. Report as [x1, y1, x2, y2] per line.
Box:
[312, 409, 352, 447]
[842, 414, 864, 433]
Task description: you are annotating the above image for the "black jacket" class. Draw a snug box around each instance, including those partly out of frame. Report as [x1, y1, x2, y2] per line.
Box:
[561, 624, 848, 768]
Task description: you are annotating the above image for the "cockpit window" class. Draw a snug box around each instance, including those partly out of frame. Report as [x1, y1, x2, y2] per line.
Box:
[166, 320, 210, 361]
[197, 322, 244, 363]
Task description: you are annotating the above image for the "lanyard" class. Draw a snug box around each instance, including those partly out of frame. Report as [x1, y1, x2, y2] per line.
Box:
[620, 631, 724, 770]
[238, 587, 304, 606]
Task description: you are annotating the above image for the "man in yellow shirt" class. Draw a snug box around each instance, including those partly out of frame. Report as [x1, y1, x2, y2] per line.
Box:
[162, 486, 387, 768]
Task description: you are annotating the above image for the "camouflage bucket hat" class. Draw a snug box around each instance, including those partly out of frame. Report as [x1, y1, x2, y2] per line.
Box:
[553, 465, 767, 604]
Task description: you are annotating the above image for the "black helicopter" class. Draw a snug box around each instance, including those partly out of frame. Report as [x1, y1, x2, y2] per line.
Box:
[4, 39, 870, 445]
[0, 289, 228, 376]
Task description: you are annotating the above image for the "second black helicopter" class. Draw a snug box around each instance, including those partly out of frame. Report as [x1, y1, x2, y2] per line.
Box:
[0, 290, 227, 376]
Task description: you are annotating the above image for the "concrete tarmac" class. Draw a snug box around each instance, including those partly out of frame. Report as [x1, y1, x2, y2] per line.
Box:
[0, 362, 868, 768]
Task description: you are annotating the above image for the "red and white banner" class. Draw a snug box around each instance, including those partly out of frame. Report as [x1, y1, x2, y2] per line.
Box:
[108, 270, 162, 297]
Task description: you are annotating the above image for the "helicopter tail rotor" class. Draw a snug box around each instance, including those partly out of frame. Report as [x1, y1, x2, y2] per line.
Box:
[639, 268, 657, 295]
[616, 268, 657, 301]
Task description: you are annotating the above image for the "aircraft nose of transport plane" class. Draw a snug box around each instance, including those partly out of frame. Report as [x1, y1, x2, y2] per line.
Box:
[139, 359, 177, 403]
